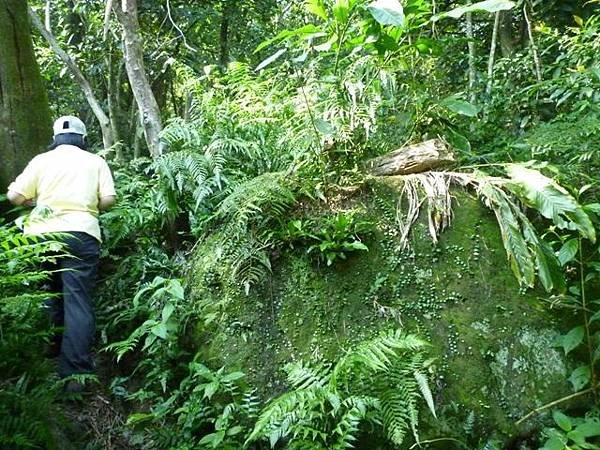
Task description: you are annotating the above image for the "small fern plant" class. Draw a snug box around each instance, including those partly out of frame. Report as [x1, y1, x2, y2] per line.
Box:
[245, 330, 436, 449]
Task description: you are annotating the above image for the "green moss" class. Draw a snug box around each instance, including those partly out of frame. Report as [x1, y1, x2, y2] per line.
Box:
[188, 176, 575, 445]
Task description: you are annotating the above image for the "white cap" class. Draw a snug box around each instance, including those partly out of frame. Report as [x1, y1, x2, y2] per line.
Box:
[53, 115, 87, 137]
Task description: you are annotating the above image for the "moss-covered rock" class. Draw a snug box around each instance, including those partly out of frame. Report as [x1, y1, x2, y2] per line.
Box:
[188, 176, 579, 446]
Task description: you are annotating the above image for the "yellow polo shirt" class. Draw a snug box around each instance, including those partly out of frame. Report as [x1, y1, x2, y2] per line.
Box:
[8, 144, 116, 242]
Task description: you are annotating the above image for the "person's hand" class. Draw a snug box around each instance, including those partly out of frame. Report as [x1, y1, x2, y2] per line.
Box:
[23, 199, 36, 207]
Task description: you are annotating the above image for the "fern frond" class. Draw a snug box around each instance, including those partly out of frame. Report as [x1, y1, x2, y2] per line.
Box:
[286, 361, 331, 390]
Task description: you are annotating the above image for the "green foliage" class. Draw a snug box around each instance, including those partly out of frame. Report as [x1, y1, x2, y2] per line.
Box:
[246, 330, 435, 448]
[0, 225, 65, 449]
[105, 276, 185, 362]
[214, 172, 298, 292]
[540, 410, 600, 450]
[282, 211, 371, 266]
[125, 361, 259, 450]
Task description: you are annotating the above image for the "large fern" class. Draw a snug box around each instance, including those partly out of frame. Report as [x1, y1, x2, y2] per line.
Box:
[245, 330, 435, 448]
[215, 172, 298, 292]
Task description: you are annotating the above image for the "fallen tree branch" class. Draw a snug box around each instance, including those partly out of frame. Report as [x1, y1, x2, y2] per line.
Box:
[515, 384, 598, 426]
[365, 139, 455, 176]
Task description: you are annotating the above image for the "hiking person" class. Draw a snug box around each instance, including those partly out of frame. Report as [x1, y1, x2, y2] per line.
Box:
[6, 116, 116, 392]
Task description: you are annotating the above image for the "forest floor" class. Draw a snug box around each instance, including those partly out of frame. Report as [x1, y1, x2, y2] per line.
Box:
[52, 354, 137, 450]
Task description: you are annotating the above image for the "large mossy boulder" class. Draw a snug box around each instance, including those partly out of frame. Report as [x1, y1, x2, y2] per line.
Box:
[189, 176, 578, 446]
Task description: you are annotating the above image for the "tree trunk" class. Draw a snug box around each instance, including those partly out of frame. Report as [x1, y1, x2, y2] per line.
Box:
[44, 0, 50, 31]
[498, 11, 514, 57]
[106, 50, 124, 160]
[0, 0, 52, 193]
[114, 0, 163, 158]
[523, 2, 542, 83]
[219, 2, 232, 67]
[28, 6, 114, 150]
[466, 12, 476, 104]
[486, 12, 501, 96]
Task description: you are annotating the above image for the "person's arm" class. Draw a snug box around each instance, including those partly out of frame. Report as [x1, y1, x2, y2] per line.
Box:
[6, 190, 31, 206]
[7, 160, 38, 206]
[98, 160, 117, 211]
[98, 195, 116, 211]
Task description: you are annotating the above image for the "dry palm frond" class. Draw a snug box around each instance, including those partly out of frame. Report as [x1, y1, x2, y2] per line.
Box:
[396, 172, 455, 249]
[387, 165, 594, 292]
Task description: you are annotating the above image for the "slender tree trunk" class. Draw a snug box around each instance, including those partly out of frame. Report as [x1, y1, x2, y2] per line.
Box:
[114, 0, 163, 158]
[486, 12, 501, 95]
[133, 112, 143, 159]
[219, 2, 232, 67]
[523, 2, 542, 82]
[106, 50, 124, 160]
[0, 0, 52, 193]
[28, 6, 114, 149]
[466, 12, 476, 104]
[498, 11, 514, 57]
[44, 0, 50, 31]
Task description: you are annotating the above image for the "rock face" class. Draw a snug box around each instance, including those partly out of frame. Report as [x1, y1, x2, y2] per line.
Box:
[189, 176, 576, 446]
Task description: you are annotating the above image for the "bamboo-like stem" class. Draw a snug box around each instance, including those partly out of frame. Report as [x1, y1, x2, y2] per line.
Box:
[486, 12, 500, 95]
[579, 236, 598, 398]
[515, 384, 598, 426]
[523, 2, 542, 82]
[409, 437, 468, 449]
[466, 12, 476, 104]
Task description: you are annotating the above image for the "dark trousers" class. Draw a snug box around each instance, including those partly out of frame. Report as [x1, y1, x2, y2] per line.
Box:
[43, 232, 100, 378]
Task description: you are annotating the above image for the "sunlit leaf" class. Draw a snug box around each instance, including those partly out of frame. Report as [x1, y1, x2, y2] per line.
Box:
[553, 410, 572, 432]
[440, 95, 480, 117]
[504, 164, 596, 243]
[433, 0, 515, 21]
[367, 0, 405, 27]
[554, 326, 584, 355]
[306, 0, 328, 20]
[557, 238, 578, 266]
[255, 49, 287, 71]
[568, 365, 591, 392]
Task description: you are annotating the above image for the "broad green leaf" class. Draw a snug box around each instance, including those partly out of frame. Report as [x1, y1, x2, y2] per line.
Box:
[333, 0, 350, 23]
[345, 241, 369, 251]
[367, 0, 405, 27]
[150, 322, 168, 339]
[198, 430, 225, 448]
[519, 213, 565, 292]
[558, 238, 579, 266]
[446, 128, 472, 153]
[478, 183, 535, 287]
[126, 413, 155, 425]
[554, 326, 584, 355]
[541, 436, 566, 450]
[504, 164, 596, 243]
[161, 302, 175, 322]
[574, 419, 600, 437]
[306, 0, 328, 20]
[584, 203, 600, 215]
[553, 410, 572, 432]
[203, 380, 220, 399]
[433, 0, 515, 21]
[255, 49, 287, 71]
[254, 25, 320, 53]
[440, 96, 480, 117]
[222, 371, 245, 382]
[315, 118, 334, 135]
[568, 365, 591, 391]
